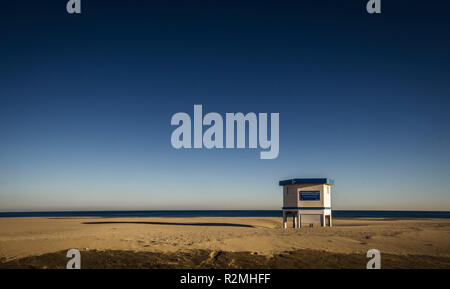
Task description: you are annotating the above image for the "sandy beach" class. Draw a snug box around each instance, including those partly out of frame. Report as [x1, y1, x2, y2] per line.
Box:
[0, 217, 449, 268]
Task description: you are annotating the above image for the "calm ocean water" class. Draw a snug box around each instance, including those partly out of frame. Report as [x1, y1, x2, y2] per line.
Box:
[0, 210, 449, 218]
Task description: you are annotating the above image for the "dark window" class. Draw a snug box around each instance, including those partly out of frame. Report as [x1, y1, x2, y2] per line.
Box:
[299, 191, 320, 201]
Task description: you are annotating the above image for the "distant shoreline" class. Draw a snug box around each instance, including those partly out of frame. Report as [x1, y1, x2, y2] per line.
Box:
[1, 210, 449, 219]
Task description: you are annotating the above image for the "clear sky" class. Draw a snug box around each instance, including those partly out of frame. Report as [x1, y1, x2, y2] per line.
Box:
[1, 0, 449, 211]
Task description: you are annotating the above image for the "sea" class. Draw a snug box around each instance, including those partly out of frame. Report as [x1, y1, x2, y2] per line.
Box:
[0, 210, 449, 218]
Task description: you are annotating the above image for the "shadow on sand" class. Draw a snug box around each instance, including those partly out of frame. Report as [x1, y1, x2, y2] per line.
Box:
[82, 221, 254, 228]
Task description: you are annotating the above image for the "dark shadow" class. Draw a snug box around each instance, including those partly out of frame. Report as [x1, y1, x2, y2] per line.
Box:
[82, 221, 254, 228]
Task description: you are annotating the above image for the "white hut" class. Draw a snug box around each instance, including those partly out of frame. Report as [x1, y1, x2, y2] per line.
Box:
[279, 178, 334, 228]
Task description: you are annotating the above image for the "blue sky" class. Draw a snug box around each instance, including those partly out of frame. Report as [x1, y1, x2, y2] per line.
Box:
[0, 0, 449, 211]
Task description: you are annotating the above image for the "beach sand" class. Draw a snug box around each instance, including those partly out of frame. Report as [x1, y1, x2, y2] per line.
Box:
[0, 217, 449, 268]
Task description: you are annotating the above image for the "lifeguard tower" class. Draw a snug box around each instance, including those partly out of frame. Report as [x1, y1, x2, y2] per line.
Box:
[279, 178, 334, 228]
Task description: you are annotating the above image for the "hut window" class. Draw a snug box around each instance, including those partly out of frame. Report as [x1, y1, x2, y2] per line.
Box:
[299, 191, 320, 201]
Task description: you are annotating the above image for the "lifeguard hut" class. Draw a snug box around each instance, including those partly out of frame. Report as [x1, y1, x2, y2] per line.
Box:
[279, 178, 334, 228]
